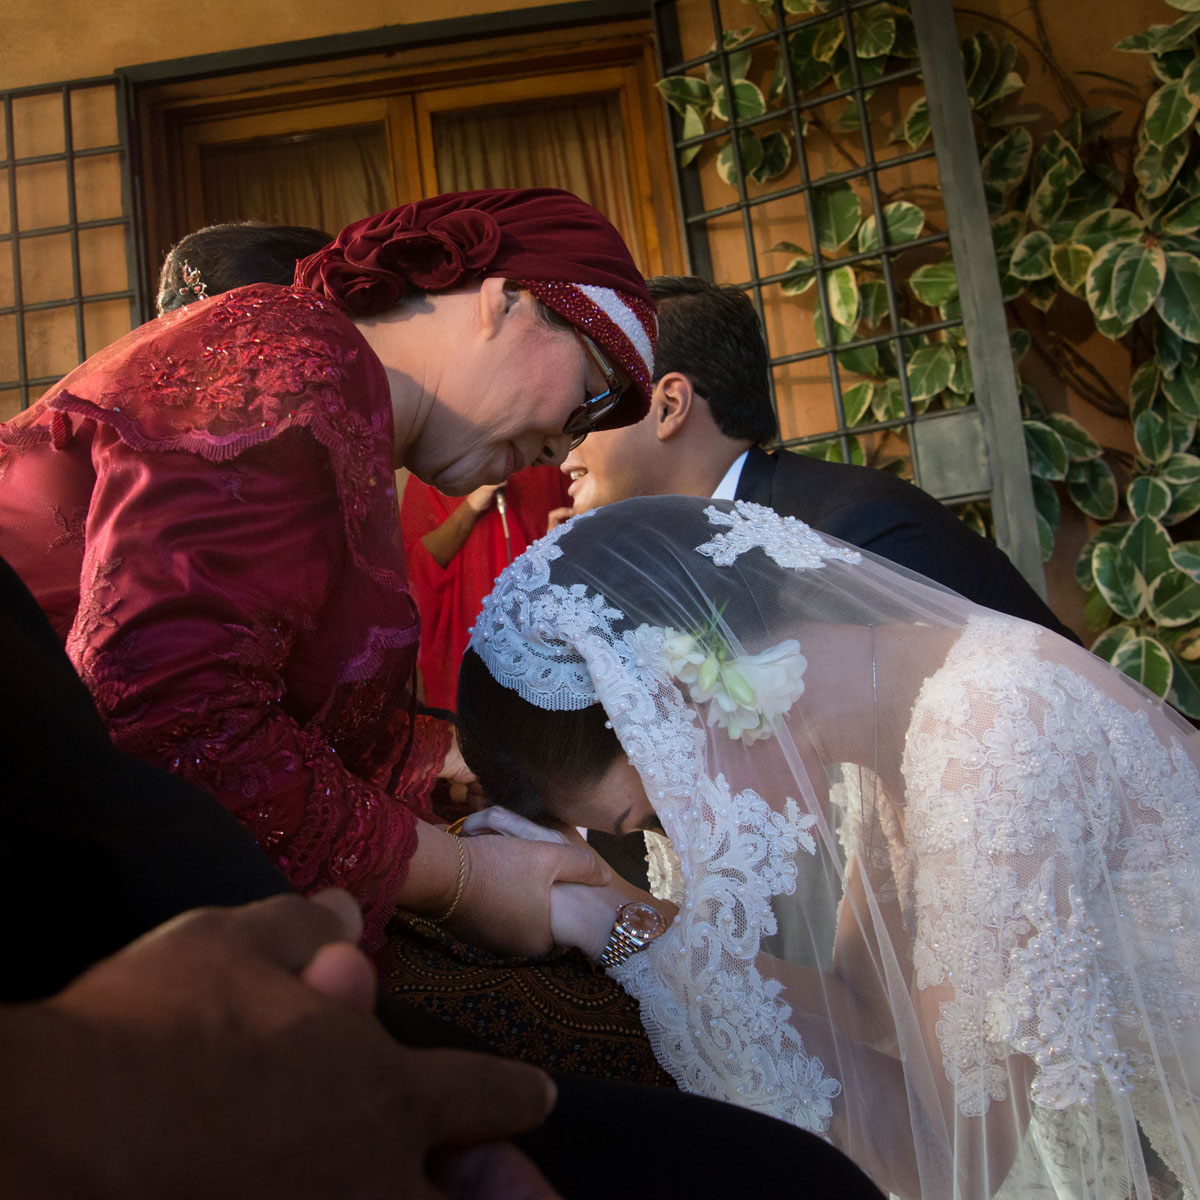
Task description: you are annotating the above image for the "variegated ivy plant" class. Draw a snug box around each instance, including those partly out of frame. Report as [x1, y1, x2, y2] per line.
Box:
[657, 0, 1200, 716]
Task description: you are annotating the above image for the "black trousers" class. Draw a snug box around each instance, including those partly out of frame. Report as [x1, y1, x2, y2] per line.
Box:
[0, 556, 881, 1198]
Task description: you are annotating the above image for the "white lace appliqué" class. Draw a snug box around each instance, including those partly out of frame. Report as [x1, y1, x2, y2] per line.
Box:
[904, 616, 1200, 1129]
[698, 500, 863, 570]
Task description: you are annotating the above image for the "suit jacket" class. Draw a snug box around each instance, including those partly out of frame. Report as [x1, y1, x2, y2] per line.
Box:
[735, 446, 1078, 642]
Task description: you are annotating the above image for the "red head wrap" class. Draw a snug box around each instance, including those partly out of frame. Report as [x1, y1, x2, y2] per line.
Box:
[295, 188, 656, 424]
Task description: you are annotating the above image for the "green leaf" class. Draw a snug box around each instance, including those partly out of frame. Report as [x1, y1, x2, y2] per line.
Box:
[1167, 648, 1200, 719]
[1156, 251, 1200, 342]
[1169, 409, 1198, 450]
[1110, 635, 1173, 697]
[908, 261, 959, 306]
[811, 183, 862, 253]
[712, 79, 767, 122]
[857, 201, 925, 253]
[751, 131, 792, 184]
[1090, 623, 1136, 661]
[841, 380, 875, 426]
[1162, 452, 1200, 522]
[788, 25, 836, 92]
[812, 17, 845, 63]
[1084, 587, 1116, 630]
[656, 76, 713, 117]
[705, 28, 755, 89]
[1127, 475, 1174, 520]
[812, 312, 879, 376]
[827, 264, 860, 327]
[1071, 207, 1144, 252]
[777, 248, 815, 295]
[906, 343, 956, 400]
[859, 279, 889, 327]
[1185, 53, 1200, 100]
[1076, 524, 1129, 589]
[1051, 243, 1094, 296]
[1009, 230, 1054, 280]
[1135, 134, 1189, 199]
[1116, 12, 1200, 54]
[1145, 79, 1200, 147]
[980, 126, 1033, 199]
[852, 3, 896, 58]
[1149, 569, 1200, 626]
[1024, 419, 1070, 480]
[716, 131, 763, 185]
[1093, 541, 1149, 619]
[948, 345, 974, 395]
[990, 211, 1027, 269]
[679, 108, 707, 167]
[1154, 48, 1195, 83]
[1161, 193, 1200, 235]
[1109, 240, 1167, 324]
[1171, 539, 1200, 581]
[1032, 476, 1061, 555]
[1123, 514, 1175, 581]
[1043, 412, 1100, 461]
[903, 96, 930, 149]
[1166, 0, 1200, 13]
[1084, 238, 1126, 319]
[1131, 360, 1163, 416]
[1135, 408, 1174, 465]
[1163, 361, 1200, 416]
[1067, 456, 1119, 519]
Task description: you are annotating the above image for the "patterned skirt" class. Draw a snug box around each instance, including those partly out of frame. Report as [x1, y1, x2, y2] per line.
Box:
[375, 911, 675, 1087]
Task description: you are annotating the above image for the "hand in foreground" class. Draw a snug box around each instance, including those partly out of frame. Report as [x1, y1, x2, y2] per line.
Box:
[7, 892, 559, 1200]
[447, 822, 612, 958]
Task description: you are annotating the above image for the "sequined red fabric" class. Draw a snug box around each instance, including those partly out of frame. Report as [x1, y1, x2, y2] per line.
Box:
[0, 284, 447, 948]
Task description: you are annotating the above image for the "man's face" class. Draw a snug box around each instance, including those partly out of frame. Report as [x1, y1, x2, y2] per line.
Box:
[560, 403, 662, 514]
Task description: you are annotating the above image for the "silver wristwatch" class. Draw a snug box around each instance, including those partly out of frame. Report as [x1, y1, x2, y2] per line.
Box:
[599, 900, 667, 967]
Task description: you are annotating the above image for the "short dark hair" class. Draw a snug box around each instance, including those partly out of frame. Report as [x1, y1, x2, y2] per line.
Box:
[647, 275, 777, 444]
[156, 222, 333, 314]
[456, 647, 620, 824]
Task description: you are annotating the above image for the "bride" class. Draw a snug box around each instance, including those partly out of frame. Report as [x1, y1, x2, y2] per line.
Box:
[454, 494, 1200, 1200]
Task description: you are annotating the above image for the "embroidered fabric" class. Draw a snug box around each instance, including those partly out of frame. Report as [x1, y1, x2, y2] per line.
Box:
[0, 285, 444, 949]
[469, 495, 1200, 1199]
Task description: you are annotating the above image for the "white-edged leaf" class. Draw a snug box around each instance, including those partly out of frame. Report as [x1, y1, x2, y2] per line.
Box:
[811, 184, 863, 253]
[827, 264, 860, 327]
[1111, 634, 1173, 697]
[906, 343, 956, 400]
[1156, 251, 1200, 342]
[857, 201, 925, 253]
[1128, 475, 1173, 520]
[1009, 230, 1054, 280]
[1110, 240, 1167, 323]
[908, 261, 959, 306]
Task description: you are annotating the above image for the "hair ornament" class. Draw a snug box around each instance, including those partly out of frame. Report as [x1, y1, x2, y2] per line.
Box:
[178, 261, 208, 301]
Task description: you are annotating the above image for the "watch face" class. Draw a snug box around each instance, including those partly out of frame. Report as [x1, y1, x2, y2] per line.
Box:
[618, 901, 666, 940]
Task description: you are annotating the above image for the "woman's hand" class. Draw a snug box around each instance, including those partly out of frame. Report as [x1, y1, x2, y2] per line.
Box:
[445, 831, 611, 958]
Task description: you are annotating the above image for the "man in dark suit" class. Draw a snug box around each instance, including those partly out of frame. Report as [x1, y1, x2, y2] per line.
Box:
[560, 275, 1077, 643]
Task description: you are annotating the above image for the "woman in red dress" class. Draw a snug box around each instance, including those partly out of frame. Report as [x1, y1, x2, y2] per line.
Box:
[0, 188, 655, 953]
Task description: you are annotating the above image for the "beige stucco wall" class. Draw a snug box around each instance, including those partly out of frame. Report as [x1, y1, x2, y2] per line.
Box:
[0, 0, 546, 90]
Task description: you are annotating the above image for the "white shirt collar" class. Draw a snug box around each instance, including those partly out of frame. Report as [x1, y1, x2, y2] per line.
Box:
[710, 450, 749, 500]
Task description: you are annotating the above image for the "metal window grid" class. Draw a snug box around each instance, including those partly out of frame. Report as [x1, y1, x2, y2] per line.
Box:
[1, 76, 144, 410]
[652, 0, 1045, 588]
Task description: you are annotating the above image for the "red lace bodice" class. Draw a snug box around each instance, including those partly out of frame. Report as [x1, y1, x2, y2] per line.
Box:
[0, 285, 448, 948]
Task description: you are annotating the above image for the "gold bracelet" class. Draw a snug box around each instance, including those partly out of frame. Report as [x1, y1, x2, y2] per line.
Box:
[436, 836, 468, 924]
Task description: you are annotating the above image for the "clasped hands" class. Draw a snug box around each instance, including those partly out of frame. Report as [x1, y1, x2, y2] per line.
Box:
[454, 808, 660, 961]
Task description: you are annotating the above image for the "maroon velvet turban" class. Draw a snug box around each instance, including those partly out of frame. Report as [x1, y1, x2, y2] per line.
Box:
[295, 188, 656, 422]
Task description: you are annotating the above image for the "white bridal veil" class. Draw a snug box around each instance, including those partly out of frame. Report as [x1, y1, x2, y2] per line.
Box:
[469, 495, 1200, 1200]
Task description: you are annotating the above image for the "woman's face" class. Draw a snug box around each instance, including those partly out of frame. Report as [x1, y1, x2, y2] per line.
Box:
[549, 756, 661, 837]
[408, 286, 625, 496]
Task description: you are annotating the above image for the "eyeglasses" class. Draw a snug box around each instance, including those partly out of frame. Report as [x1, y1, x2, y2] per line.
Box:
[562, 328, 627, 449]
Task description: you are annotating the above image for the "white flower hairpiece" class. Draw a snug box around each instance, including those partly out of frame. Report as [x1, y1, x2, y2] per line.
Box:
[656, 606, 806, 745]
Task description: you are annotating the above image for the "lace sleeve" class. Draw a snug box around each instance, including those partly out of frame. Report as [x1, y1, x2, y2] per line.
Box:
[69, 425, 418, 950]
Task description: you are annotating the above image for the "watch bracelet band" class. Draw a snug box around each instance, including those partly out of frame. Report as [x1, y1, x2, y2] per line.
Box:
[599, 924, 643, 968]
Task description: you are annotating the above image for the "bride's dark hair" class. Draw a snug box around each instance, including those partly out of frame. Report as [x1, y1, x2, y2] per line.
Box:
[456, 647, 620, 825]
